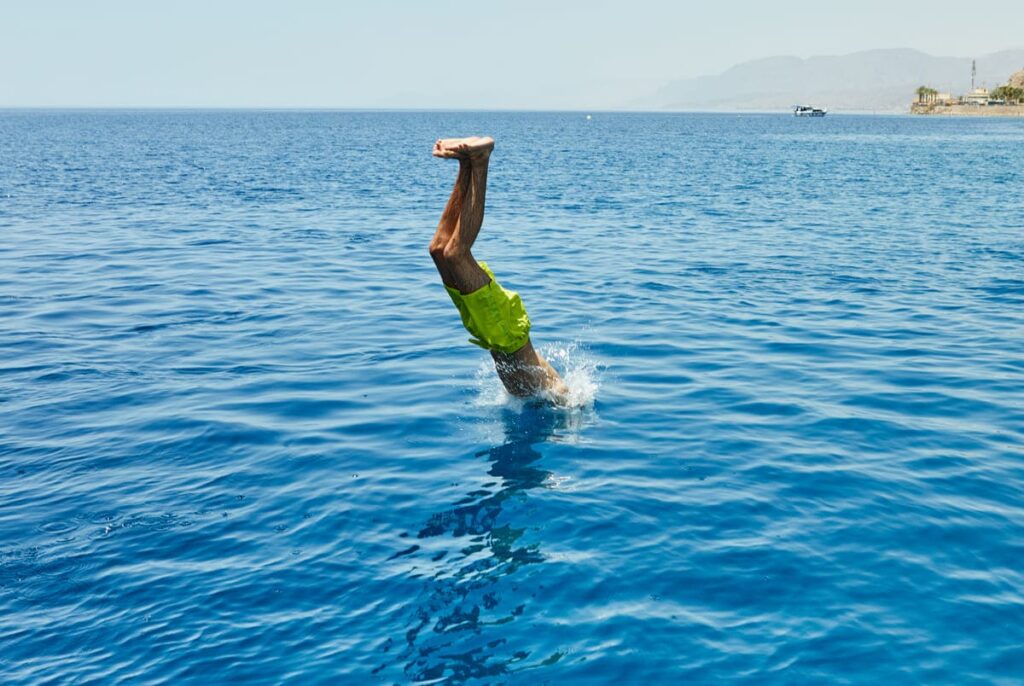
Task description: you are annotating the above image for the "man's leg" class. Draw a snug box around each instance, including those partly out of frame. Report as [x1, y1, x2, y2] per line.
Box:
[431, 137, 567, 400]
[428, 153, 470, 287]
[433, 137, 494, 295]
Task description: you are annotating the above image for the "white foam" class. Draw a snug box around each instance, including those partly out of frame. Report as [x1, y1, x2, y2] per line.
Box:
[542, 341, 601, 409]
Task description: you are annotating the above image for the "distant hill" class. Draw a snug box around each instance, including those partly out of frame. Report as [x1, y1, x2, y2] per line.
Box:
[637, 48, 1024, 112]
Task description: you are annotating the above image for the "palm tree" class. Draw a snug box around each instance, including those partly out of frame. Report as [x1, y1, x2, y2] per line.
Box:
[990, 86, 1023, 103]
[915, 86, 940, 105]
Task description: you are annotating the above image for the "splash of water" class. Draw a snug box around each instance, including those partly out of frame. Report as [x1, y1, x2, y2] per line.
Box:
[540, 341, 600, 409]
[472, 341, 601, 410]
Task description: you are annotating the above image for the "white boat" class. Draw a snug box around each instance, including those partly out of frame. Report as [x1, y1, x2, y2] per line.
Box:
[793, 105, 827, 117]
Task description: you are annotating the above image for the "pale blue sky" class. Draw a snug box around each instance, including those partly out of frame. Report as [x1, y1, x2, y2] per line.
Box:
[2, 0, 1021, 108]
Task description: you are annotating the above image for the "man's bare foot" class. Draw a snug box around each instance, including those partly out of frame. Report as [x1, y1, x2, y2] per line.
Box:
[432, 136, 494, 160]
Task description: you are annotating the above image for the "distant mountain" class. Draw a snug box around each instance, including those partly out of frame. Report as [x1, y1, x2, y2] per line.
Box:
[638, 48, 1024, 112]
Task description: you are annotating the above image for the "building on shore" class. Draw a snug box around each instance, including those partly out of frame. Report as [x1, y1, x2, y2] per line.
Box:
[962, 87, 991, 105]
[911, 66, 1024, 116]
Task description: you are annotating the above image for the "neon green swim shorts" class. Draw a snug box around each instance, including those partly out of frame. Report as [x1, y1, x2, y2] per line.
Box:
[445, 262, 532, 354]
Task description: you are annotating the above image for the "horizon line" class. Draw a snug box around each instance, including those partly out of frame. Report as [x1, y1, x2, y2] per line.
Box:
[0, 106, 907, 115]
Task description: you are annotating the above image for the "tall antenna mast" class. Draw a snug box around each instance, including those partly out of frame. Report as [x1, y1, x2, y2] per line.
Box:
[972, 59, 977, 90]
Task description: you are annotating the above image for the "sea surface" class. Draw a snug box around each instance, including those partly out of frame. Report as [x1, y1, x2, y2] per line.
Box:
[2, 110, 1023, 684]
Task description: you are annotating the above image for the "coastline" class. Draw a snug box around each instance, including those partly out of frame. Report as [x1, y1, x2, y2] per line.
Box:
[911, 103, 1024, 117]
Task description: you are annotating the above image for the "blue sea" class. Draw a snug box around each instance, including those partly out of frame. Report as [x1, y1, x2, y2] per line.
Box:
[2, 110, 1023, 684]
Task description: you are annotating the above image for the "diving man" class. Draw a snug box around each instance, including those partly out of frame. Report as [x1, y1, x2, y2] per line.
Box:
[430, 136, 567, 401]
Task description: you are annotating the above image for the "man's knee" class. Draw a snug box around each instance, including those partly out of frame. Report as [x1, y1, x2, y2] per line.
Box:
[428, 240, 447, 261]
[441, 241, 469, 262]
